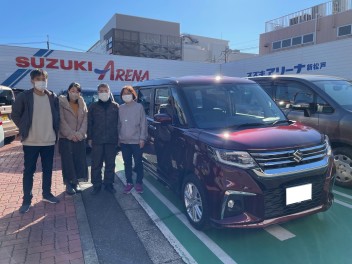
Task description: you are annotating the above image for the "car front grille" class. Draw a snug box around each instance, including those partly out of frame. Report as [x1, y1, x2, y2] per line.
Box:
[263, 175, 325, 219]
[250, 142, 327, 171]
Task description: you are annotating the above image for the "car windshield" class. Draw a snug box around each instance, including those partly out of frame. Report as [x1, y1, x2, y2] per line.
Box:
[82, 91, 99, 107]
[182, 83, 287, 129]
[313, 80, 352, 111]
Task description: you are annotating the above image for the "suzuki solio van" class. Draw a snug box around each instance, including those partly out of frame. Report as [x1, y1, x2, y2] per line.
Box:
[134, 76, 334, 230]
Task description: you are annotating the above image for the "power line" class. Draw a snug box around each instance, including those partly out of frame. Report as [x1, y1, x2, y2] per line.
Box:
[3, 41, 46, 45]
[50, 42, 87, 52]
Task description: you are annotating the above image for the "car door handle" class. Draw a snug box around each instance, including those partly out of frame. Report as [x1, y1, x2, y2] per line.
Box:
[148, 125, 157, 131]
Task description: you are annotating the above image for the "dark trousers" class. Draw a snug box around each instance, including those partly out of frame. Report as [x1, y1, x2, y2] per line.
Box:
[23, 145, 55, 204]
[91, 143, 118, 186]
[121, 144, 144, 184]
[59, 138, 88, 185]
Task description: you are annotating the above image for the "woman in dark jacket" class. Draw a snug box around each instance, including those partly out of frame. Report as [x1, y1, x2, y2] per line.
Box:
[58, 82, 88, 195]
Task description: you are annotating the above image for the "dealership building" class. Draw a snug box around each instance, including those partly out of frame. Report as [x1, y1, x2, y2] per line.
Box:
[0, 0, 352, 92]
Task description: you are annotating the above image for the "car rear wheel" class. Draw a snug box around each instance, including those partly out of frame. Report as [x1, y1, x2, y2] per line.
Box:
[182, 175, 209, 230]
[334, 147, 352, 187]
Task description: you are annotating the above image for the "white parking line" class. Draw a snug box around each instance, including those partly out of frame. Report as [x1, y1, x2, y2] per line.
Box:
[264, 225, 296, 241]
[116, 172, 197, 264]
[335, 199, 352, 209]
[333, 190, 352, 201]
[134, 175, 238, 264]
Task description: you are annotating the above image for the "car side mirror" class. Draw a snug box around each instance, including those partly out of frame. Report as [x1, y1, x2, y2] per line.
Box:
[292, 103, 312, 117]
[292, 103, 310, 110]
[317, 105, 334, 114]
[154, 113, 172, 124]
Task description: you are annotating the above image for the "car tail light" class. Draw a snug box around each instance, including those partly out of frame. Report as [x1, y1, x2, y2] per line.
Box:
[0, 111, 2, 126]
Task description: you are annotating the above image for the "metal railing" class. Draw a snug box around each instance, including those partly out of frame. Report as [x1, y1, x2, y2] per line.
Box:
[265, 0, 352, 32]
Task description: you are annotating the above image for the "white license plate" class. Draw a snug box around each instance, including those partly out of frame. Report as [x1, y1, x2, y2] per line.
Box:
[286, 183, 312, 205]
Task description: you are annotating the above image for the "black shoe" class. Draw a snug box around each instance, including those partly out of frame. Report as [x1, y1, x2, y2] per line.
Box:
[43, 193, 60, 204]
[19, 204, 30, 214]
[72, 184, 82, 193]
[105, 184, 116, 194]
[66, 185, 76, 195]
[91, 185, 101, 195]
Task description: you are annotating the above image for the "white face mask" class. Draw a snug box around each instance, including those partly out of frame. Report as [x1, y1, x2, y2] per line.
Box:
[98, 92, 110, 102]
[69, 92, 79, 101]
[122, 94, 133, 103]
[34, 81, 47, 91]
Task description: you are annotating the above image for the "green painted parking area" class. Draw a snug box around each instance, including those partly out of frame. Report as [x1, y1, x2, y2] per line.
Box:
[116, 157, 352, 264]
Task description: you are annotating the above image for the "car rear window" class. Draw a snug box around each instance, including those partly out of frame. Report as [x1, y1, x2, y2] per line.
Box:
[0, 89, 14, 106]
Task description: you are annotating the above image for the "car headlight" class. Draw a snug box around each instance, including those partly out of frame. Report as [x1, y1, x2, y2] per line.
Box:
[324, 135, 332, 156]
[214, 149, 258, 169]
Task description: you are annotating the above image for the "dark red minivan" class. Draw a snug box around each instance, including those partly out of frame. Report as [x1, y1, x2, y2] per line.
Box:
[134, 76, 335, 230]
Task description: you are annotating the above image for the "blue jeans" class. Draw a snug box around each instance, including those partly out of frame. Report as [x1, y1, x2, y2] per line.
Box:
[23, 145, 55, 204]
[121, 144, 144, 184]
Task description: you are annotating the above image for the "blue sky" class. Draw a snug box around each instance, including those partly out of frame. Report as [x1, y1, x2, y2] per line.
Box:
[1, 0, 325, 53]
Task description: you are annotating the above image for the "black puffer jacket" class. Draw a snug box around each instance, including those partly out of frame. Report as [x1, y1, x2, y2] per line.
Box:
[87, 100, 119, 144]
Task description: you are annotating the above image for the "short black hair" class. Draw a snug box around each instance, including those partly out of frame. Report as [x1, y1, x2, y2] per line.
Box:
[68, 82, 82, 93]
[30, 69, 48, 80]
[97, 83, 110, 91]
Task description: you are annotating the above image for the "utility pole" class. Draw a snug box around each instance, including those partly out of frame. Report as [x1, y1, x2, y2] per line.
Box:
[223, 47, 231, 63]
[47, 35, 50, 49]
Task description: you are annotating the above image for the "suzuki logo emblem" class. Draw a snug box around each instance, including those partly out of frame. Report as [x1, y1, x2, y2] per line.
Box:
[293, 150, 303, 163]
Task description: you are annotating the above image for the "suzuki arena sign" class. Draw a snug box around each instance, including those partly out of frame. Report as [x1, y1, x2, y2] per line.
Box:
[0, 45, 219, 92]
[15, 57, 149, 82]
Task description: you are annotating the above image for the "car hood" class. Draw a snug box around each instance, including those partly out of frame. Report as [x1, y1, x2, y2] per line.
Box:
[198, 122, 323, 150]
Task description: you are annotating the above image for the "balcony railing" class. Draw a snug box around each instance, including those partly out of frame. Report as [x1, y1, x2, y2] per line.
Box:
[265, 0, 352, 32]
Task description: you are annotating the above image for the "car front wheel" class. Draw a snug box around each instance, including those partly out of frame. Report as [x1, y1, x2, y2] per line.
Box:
[182, 175, 209, 230]
[334, 147, 352, 187]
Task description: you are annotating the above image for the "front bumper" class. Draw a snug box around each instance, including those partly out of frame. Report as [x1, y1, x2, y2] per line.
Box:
[206, 156, 335, 228]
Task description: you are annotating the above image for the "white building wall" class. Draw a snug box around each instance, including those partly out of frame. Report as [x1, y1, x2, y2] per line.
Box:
[222, 37, 352, 80]
[0, 45, 220, 94]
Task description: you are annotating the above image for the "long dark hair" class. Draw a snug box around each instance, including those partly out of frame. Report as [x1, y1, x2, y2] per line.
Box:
[67, 82, 82, 102]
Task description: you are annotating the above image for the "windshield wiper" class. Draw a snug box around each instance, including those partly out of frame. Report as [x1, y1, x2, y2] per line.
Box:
[271, 120, 290, 125]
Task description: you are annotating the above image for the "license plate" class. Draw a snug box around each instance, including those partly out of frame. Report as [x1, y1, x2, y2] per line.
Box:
[1, 114, 9, 121]
[286, 183, 312, 205]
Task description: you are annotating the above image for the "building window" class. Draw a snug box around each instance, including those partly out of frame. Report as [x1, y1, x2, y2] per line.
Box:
[282, 39, 292, 48]
[303, 33, 314, 43]
[272, 41, 281, 50]
[292, 36, 302, 46]
[338, 25, 352, 37]
[106, 37, 113, 50]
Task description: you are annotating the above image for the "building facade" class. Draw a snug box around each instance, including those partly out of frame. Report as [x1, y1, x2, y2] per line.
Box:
[260, 0, 352, 55]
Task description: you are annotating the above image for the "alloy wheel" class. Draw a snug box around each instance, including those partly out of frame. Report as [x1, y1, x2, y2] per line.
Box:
[184, 183, 203, 223]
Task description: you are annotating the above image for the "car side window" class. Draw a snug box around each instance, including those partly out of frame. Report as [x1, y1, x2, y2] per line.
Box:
[138, 88, 152, 116]
[154, 87, 171, 116]
[172, 91, 188, 127]
[317, 96, 334, 114]
[258, 82, 275, 98]
[275, 82, 314, 108]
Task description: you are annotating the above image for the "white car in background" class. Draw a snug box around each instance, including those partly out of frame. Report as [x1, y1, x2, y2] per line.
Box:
[0, 85, 18, 144]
